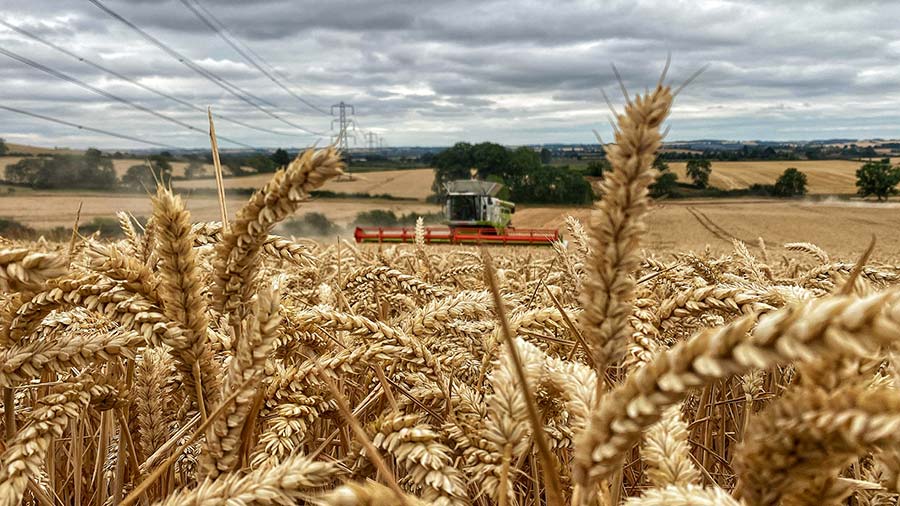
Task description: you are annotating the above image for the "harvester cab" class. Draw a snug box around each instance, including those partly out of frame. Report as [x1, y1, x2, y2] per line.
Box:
[353, 179, 560, 245]
[443, 180, 514, 231]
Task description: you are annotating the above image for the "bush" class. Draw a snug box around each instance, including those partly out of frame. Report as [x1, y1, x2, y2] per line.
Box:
[0, 217, 35, 239]
[774, 168, 808, 197]
[353, 209, 401, 227]
[282, 212, 341, 237]
[352, 210, 443, 228]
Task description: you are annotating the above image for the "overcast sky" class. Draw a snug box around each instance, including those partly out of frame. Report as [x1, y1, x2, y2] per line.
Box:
[0, 0, 899, 150]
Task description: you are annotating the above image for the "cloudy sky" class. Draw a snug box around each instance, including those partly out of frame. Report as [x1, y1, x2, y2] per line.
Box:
[0, 0, 899, 149]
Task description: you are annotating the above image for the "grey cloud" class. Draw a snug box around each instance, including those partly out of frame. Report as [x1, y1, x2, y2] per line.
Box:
[1, 0, 899, 148]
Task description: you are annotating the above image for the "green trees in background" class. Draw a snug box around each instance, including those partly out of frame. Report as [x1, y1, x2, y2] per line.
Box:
[585, 160, 610, 177]
[650, 157, 678, 197]
[5, 148, 116, 190]
[432, 142, 593, 204]
[431, 142, 475, 195]
[271, 148, 290, 169]
[856, 158, 900, 201]
[121, 164, 156, 191]
[774, 168, 808, 197]
[540, 147, 552, 164]
[0, 138, 7, 156]
[686, 158, 712, 188]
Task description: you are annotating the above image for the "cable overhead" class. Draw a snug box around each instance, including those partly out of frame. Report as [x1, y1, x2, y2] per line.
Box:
[192, 0, 321, 101]
[0, 45, 256, 148]
[177, 0, 330, 116]
[86, 0, 325, 136]
[0, 19, 296, 138]
[0, 105, 179, 148]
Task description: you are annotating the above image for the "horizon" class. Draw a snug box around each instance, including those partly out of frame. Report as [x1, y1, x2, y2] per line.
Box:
[2, 1, 899, 149]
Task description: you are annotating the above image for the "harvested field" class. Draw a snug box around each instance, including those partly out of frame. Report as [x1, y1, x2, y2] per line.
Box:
[515, 198, 900, 260]
[174, 167, 435, 200]
[0, 192, 438, 229]
[3, 191, 900, 260]
[669, 158, 900, 194]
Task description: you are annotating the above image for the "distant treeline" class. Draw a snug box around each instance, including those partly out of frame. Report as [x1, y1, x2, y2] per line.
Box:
[431, 142, 594, 205]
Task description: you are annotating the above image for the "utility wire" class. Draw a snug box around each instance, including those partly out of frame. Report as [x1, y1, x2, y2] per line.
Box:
[0, 19, 296, 138]
[0, 45, 256, 148]
[87, 0, 325, 136]
[177, 0, 330, 116]
[190, 0, 304, 88]
[0, 105, 179, 148]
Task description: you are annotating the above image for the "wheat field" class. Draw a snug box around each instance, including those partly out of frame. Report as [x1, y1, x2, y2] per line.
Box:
[3, 82, 900, 506]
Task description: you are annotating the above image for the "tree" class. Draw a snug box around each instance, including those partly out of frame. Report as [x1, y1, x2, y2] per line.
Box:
[184, 160, 207, 179]
[5, 153, 115, 190]
[856, 158, 900, 201]
[650, 159, 677, 197]
[650, 172, 678, 197]
[431, 142, 474, 196]
[148, 154, 173, 185]
[470, 142, 510, 179]
[653, 157, 669, 173]
[271, 148, 290, 169]
[585, 160, 609, 177]
[686, 159, 712, 188]
[84, 147, 103, 162]
[540, 147, 552, 164]
[774, 168, 808, 197]
[0, 138, 6, 156]
[121, 164, 156, 191]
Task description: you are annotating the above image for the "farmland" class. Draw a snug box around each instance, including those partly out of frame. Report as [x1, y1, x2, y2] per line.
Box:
[2, 187, 899, 260]
[668, 158, 900, 194]
[0, 152, 898, 260]
[174, 167, 435, 200]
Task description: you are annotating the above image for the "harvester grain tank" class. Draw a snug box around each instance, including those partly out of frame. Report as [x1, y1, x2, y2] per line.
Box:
[353, 179, 560, 245]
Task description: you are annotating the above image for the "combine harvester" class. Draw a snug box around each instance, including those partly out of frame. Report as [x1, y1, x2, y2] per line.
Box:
[354, 180, 560, 246]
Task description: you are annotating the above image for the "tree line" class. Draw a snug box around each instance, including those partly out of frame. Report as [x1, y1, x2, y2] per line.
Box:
[1, 147, 297, 192]
[431, 142, 593, 204]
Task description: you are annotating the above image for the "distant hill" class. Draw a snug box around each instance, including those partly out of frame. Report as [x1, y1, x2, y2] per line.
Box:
[4, 143, 83, 156]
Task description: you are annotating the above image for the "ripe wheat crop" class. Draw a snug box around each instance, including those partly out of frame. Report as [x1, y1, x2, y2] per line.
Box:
[3, 80, 900, 506]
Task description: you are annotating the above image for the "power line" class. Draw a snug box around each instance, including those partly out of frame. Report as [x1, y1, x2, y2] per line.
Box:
[86, 0, 326, 136]
[0, 45, 256, 148]
[190, 0, 323, 103]
[177, 0, 330, 116]
[0, 105, 179, 148]
[0, 19, 297, 139]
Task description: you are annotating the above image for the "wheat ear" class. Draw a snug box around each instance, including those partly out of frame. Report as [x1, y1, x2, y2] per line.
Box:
[152, 454, 337, 506]
[734, 384, 900, 506]
[579, 83, 672, 376]
[203, 281, 282, 477]
[0, 374, 118, 506]
[152, 187, 221, 417]
[573, 288, 900, 493]
[641, 405, 700, 487]
[212, 147, 343, 319]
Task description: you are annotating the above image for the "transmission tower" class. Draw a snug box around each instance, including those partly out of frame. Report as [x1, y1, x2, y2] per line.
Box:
[330, 101, 355, 153]
[365, 132, 378, 153]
